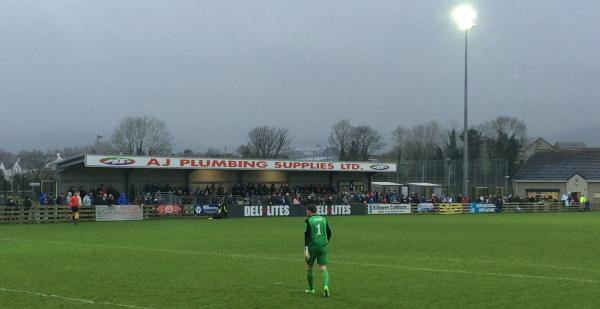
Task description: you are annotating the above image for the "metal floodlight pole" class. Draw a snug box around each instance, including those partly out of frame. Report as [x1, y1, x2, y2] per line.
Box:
[462, 29, 469, 197]
[452, 4, 476, 198]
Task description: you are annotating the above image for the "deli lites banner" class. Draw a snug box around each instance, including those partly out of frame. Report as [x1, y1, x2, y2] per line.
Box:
[227, 205, 366, 218]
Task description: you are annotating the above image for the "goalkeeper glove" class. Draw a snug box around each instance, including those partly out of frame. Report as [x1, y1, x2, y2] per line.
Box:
[304, 246, 309, 260]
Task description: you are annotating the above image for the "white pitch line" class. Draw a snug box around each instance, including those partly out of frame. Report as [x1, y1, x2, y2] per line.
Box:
[0, 287, 151, 309]
[248, 253, 600, 275]
[324, 254, 600, 274]
[1, 238, 599, 285]
[337, 261, 600, 284]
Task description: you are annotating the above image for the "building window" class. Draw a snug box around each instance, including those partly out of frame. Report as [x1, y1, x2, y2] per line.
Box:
[526, 189, 559, 201]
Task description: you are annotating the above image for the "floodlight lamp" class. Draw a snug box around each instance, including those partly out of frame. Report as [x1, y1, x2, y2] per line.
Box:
[452, 5, 476, 30]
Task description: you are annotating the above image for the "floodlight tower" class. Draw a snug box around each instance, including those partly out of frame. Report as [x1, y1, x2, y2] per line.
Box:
[452, 4, 476, 198]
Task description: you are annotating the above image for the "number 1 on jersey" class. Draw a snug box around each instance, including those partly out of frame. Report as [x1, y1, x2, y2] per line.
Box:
[316, 223, 322, 235]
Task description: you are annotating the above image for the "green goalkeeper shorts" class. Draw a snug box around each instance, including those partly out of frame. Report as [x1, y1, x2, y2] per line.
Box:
[307, 246, 329, 266]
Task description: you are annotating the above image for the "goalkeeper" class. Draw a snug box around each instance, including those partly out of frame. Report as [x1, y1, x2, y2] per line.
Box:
[304, 205, 332, 297]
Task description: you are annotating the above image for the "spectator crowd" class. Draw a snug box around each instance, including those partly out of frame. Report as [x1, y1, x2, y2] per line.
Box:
[0, 181, 592, 211]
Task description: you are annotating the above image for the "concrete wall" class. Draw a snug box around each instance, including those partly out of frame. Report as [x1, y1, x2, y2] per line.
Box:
[288, 172, 329, 186]
[190, 170, 241, 187]
[587, 182, 600, 210]
[242, 171, 288, 184]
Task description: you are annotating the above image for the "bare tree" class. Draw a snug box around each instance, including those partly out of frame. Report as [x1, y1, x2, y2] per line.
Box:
[56, 141, 114, 158]
[0, 149, 16, 165]
[204, 146, 236, 158]
[111, 116, 173, 155]
[479, 116, 528, 144]
[18, 149, 55, 180]
[348, 125, 384, 161]
[393, 121, 444, 160]
[328, 120, 353, 160]
[238, 126, 292, 158]
[329, 120, 383, 160]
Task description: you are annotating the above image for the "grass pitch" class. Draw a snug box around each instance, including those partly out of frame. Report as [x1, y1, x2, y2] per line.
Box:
[1, 213, 599, 308]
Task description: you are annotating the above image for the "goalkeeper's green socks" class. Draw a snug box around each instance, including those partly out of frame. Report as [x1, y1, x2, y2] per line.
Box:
[322, 269, 330, 296]
[307, 270, 314, 290]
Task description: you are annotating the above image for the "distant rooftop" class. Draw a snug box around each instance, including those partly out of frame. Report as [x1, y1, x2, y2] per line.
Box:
[554, 142, 587, 149]
[514, 149, 600, 181]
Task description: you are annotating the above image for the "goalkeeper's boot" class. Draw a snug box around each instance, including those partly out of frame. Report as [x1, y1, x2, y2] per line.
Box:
[323, 285, 330, 297]
[305, 288, 315, 295]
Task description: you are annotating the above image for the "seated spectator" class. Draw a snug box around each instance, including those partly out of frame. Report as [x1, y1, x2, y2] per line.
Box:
[96, 193, 109, 205]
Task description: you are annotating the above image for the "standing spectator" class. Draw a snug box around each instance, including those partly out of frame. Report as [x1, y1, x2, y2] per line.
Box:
[579, 195, 587, 207]
[39, 192, 47, 207]
[69, 192, 81, 224]
[117, 193, 128, 205]
[108, 194, 115, 206]
[98, 184, 106, 195]
[584, 200, 591, 212]
[293, 196, 301, 205]
[83, 193, 92, 206]
[56, 193, 66, 206]
[23, 197, 32, 209]
[47, 193, 56, 206]
[495, 196, 503, 213]
[143, 194, 152, 206]
[65, 192, 73, 206]
[561, 192, 569, 207]
[78, 186, 86, 200]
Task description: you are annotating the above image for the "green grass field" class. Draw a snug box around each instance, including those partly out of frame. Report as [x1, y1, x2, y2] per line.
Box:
[1, 213, 599, 308]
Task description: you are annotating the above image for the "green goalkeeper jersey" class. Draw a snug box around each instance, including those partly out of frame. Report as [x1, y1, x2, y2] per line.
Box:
[304, 215, 332, 248]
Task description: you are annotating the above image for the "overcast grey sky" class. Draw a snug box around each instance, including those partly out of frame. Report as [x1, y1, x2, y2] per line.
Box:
[0, 0, 598, 152]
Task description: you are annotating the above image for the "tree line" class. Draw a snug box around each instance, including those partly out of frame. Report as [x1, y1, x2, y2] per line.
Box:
[0, 115, 528, 183]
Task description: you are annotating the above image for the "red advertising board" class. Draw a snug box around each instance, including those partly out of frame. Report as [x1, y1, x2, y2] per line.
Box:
[155, 204, 183, 216]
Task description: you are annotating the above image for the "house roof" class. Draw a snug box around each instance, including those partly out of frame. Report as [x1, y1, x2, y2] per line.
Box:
[371, 181, 402, 186]
[525, 137, 552, 148]
[408, 182, 442, 187]
[554, 142, 587, 149]
[55, 154, 85, 171]
[513, 149, 600, 181]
